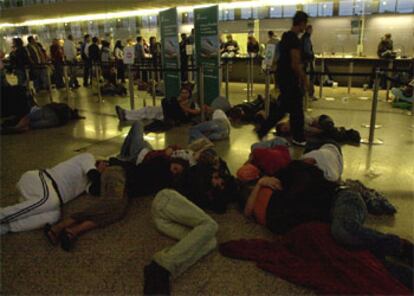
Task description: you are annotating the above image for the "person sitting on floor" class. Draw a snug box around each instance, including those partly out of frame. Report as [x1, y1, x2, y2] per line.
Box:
[115, 86, 201, 129]
[1, 102, 84, 134]
[276, 114, 361, 144]
[390, 79, 414, 104]
[0, 153, 101, 235]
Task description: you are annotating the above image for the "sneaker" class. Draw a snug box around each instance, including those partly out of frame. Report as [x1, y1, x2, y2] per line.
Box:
[115, 105, 126, 122]
[144, 261, 170, 296]
[292, 139, 307, 147]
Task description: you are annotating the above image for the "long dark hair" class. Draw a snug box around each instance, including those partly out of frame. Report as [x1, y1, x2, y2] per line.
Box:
[114, 40, 123, 50]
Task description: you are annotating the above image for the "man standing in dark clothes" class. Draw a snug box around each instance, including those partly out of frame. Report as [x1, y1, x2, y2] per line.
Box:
[256, 11, 309, 146]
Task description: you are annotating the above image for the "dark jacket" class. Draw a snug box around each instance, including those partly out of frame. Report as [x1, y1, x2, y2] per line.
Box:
[88, 43, 101, 63]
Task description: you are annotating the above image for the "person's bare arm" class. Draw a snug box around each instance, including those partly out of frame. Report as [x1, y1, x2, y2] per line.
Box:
[244, 177, 283, 217]
[291, 48, 308, 89]
[180, 101, 201, 115]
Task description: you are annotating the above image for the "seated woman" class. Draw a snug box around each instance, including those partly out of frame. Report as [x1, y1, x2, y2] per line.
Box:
[115, 86, 200, 126]
[1, 102, 84, 134]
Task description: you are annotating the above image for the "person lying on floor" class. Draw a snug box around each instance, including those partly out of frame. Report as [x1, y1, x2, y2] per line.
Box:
[239, 168, 413, 289]
[188, 109, 232, 143]
[226, 94, 277, 126]
[275, 114, 361, 144]
[0, 153, 101, 235]
[1, 102, 84, 134]
[237, 137, 342, 183]
[116, 120, 197, 167]
[115, 86, 201, 127]
[144, 154, 241, 295]
[44, 154, 190, 251]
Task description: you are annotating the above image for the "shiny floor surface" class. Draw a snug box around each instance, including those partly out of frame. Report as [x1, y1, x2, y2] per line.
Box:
[1, 80, 413, 295]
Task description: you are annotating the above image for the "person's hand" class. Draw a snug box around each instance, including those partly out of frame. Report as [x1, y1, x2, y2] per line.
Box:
[258, 176, 282, 190]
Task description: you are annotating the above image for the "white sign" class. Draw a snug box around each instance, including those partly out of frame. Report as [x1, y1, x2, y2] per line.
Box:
[123, 46, 135, 65]
[263, 43, 276, 67]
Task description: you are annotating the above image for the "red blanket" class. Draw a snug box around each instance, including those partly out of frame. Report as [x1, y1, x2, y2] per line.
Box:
[220, 223, 410, 295]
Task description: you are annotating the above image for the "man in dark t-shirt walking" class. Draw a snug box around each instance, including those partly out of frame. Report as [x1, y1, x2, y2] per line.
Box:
[256, 11, 309, 146]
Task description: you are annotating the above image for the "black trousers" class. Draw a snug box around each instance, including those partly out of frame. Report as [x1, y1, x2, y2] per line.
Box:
[258, 82, 305, 141]
[83, 60, 92, 86]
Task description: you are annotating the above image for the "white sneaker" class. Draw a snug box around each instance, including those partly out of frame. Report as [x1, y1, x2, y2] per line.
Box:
[292, 139, 307, 147]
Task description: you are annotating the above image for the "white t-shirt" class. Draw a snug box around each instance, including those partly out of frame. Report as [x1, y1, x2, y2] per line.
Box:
[171, 149, 196, 166]
[301, 144, 343, 182]
[212, 109, 231, 129]
[63, 39, 77, 61]
[47, 153, 96, 203]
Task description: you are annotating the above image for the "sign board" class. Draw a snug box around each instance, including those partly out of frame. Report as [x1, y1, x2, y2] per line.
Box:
[123, 46, 135, 64]
[194, 5, 220, 105]
[263, 43, 276, 67]
[160, 8, 181, 99]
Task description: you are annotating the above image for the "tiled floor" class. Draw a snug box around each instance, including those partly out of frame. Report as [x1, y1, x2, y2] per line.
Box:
[1, 78, 413, 295]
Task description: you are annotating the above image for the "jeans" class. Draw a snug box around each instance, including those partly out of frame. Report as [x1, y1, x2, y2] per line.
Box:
[331, 189, 402, 259]
[32, 67, 49, 91]
[67, 60, 79, 87]
[118, 121, 152, 162]
[258, 82, 305, 141]
[116, 60, 125, 83]
[304, 62, 315, 97]
[189, 119, 229, 143]
[83, 60, 92, 86]
[124, 106, 164, 121]
[15, 69, 27, 87]
[28, 107, 60, 129]
[251, 137, 289, 152]
[52, 62, 64, 87]
[152, 189, 218, 277]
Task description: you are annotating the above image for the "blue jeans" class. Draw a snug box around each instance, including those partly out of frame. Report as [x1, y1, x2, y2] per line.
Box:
[32, 67, 49, 91]
[28, 107, 59, 129]
[250, 137, 289, 152]
[331, 189, 402, 259]
[118, 121, 152, 162]
[189, 119, 229, 143]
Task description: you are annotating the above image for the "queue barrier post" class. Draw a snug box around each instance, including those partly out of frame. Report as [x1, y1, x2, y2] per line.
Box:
[250, 55, 254, 99]
[151, 70, 156, 106]
[46, 65, 53, 102]
[361, 69, 383, 145]
[225, 61, 230, 100]
[199, 64, 205, 122]
[94, 64, 103, 103]
[127, 65, 135, 110]
[319, 58, 324, 99]
[63, 64, 70, 101]
[264, 67, 271, 119]
[246, 58, 251, 102]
